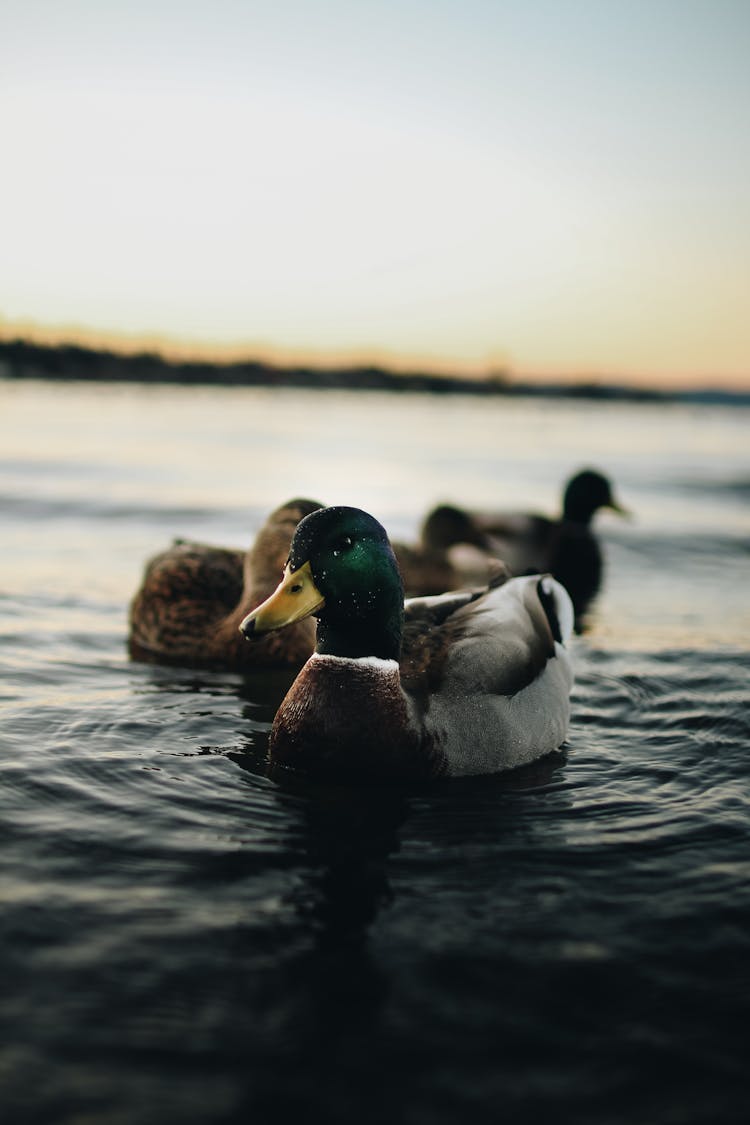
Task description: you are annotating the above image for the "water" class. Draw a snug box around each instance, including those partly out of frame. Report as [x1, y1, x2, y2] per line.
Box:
[1, 379, 749, 1124]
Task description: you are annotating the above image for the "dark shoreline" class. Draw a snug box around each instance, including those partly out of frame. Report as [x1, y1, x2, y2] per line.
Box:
[1, 338, 747, 405]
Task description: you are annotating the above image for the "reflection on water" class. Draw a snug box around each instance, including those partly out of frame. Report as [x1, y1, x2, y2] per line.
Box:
[1, 380, 749, 1124]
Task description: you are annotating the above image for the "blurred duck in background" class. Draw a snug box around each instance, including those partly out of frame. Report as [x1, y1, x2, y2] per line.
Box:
[391, 505, 504, 597]
[420, 469, 629, 630]
[128, 498, 322, 668]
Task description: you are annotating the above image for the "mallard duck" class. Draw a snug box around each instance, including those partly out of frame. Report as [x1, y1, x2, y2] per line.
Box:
[128, 498, 322, 668]
[239, 506, 574, 781]
[423, 469, 628, 628]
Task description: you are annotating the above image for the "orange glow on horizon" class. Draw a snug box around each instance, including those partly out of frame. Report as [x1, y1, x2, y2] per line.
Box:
[1, 316, 747, 392]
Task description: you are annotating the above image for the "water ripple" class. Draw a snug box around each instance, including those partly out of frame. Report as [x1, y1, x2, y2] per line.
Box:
[2, 387, 750, 1124]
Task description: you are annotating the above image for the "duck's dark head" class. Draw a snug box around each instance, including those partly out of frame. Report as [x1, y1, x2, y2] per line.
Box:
[240, 506, 404, 660]
[421, 504, 492, 551]
[562, 469, 629, 525]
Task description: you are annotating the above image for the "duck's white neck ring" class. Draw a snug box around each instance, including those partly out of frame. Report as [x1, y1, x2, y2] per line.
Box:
[310, 652, 399, 672]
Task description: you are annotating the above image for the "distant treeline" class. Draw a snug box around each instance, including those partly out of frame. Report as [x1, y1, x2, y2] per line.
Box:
[0, 338, 745, 405]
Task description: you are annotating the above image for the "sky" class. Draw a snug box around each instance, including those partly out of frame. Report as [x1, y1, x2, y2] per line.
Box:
[1, 0, 749, 388]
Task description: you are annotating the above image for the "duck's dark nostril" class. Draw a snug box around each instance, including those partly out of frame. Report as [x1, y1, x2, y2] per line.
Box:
[290, 584, 302, 593]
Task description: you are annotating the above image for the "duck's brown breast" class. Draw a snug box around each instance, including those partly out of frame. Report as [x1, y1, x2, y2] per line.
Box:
[269, 655, 448, 782]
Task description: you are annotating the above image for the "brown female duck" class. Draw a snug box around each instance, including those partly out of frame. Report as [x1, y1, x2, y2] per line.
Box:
[128, 498, 322, 668]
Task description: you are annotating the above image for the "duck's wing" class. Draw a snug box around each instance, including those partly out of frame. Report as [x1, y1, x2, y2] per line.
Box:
[471, 512, 555, 575]
[401, 575, 574, 776]
[402, 586, 484, 635]
[443, 544, 511, 589]
[135, 543, 244, 605]
[390, 539, 460, 597]
[128, 544, 245, 660]
[401, 574, 565, 692]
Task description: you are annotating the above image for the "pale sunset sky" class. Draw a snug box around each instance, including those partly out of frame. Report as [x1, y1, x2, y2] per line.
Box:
[1, 0, 749, 388]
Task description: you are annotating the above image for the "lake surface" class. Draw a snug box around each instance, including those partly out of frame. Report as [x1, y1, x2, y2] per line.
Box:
[1, 379, 749, 1124]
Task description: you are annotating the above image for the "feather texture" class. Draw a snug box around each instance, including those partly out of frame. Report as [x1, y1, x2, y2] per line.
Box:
[129, 498, 321, 668]
[241, 507, 574, 781]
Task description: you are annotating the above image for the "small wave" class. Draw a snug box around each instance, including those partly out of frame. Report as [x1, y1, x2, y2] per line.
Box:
[0, 492, 219, 522]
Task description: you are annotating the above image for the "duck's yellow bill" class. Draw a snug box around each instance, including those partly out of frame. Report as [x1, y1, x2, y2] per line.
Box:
[240, 560, 324, 637]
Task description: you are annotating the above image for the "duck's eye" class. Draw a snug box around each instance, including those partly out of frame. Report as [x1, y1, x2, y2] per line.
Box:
[332, 535, 354, 557]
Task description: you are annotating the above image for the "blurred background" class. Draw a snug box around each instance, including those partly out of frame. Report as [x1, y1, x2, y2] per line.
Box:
[2, 0, 749, 388]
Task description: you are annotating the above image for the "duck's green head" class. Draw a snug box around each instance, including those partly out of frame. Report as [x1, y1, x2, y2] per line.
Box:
[240, 506, 404, 660]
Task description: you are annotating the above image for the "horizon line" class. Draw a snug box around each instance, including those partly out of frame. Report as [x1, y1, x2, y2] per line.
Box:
[0, 316, 748, 395]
